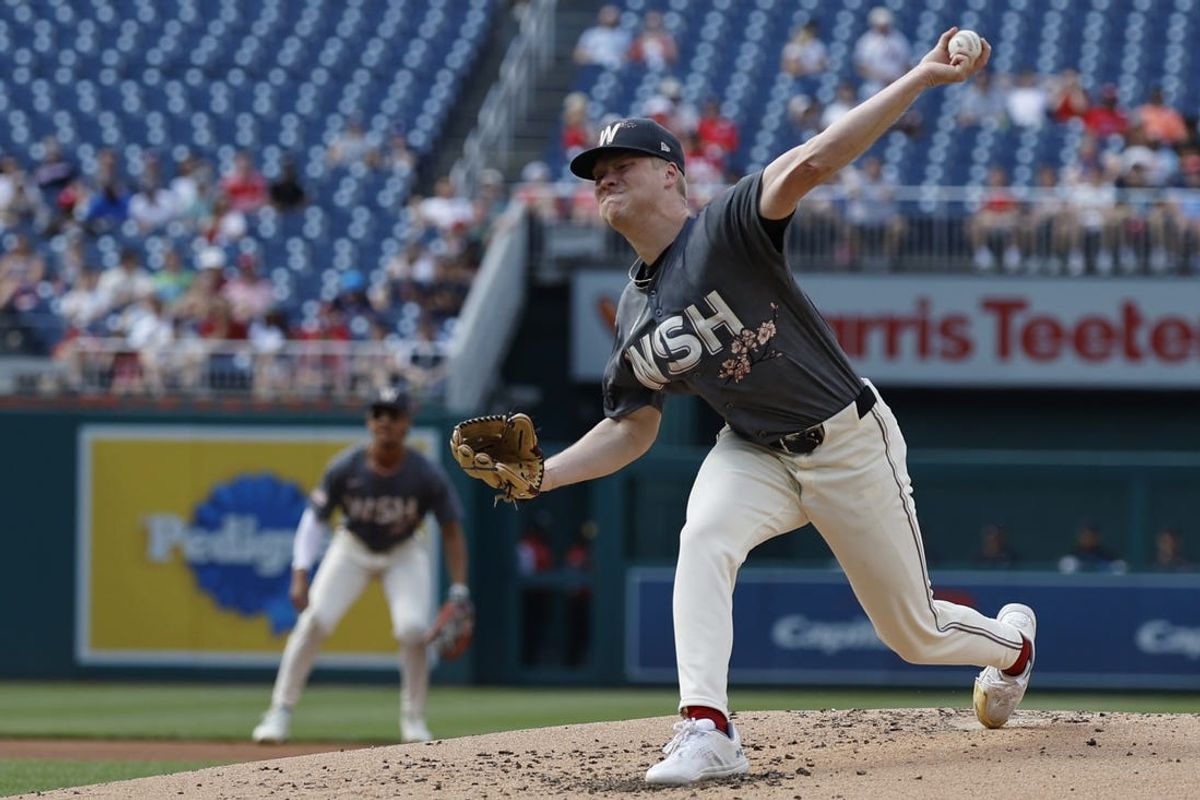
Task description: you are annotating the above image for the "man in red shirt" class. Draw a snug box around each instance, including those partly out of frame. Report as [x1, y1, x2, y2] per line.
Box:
[1083, 84, 1129, 138]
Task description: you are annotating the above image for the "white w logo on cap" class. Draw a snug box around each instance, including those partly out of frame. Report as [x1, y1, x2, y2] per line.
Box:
[598, 123, 621, 147]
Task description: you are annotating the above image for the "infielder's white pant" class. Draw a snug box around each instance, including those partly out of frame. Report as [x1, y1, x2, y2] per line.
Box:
[675, 381, 1026, 717]
[270, 530, 434, 721]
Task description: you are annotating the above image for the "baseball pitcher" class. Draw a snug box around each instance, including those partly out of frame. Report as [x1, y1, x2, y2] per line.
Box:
[453, 26, 1036, 787]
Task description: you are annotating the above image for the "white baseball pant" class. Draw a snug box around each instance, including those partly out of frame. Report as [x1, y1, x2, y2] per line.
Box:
[674, 381, 1026, 717]
[269, 530, 434, 721]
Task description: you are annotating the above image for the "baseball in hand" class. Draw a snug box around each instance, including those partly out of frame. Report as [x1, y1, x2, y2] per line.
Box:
[948, 29, 983, 65]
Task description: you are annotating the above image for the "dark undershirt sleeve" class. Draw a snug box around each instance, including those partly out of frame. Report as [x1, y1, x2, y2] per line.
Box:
[759, 214, 789, 252]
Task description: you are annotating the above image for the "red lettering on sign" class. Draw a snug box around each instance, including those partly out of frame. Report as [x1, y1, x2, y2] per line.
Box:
[1150, 318, 1193, 362]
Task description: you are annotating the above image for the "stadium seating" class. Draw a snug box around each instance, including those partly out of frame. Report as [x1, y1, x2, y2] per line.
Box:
[0, 0, 497, 352]
[552, 0, 1196, 188]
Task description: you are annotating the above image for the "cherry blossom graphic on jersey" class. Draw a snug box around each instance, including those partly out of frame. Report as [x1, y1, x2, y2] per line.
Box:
[718, 302, 782, 383]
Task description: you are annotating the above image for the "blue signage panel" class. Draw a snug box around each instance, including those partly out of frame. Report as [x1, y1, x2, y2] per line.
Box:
[626, 568, 1200, 689]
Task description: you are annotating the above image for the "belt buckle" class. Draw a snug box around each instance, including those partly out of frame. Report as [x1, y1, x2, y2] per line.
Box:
[779, 425, 824, 455]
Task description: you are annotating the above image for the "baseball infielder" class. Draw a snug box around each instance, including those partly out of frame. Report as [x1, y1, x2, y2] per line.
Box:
[252, 387, 469, 744]
[540, 29, 1036, 786]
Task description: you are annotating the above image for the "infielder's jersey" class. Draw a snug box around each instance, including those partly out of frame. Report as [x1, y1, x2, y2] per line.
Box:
[310, 445, 462, 552]
[602, 171, 861, 444]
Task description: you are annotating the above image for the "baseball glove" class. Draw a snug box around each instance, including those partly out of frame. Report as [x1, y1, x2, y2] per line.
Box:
[450, 413, 543, 505]
[425, 597, 475, 661]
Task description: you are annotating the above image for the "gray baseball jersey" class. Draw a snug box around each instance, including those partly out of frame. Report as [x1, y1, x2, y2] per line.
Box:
[310, 444, 462, 552]
[602, 171, 862, 443]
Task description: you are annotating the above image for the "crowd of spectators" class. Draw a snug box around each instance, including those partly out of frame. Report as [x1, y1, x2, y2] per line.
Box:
[534, 5, 1200, 275]
[0, 129, 504, 399]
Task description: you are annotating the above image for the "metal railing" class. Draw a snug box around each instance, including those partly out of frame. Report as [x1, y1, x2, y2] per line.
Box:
[11, 338, 451, 401]
[450, 0, 557, 195]
[522, 182, 1200, 276]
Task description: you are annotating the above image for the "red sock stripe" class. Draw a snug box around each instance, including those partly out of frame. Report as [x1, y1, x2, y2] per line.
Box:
[1003, 636, 1032, 676]
[684, 705, 728, 733]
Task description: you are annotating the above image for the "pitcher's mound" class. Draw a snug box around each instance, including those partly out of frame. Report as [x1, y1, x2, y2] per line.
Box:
[18, 708, 1198, 799]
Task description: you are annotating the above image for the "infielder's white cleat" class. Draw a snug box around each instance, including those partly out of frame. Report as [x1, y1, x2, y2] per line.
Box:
[400, 714, 432, 743]
[644, 718, 749, 786]
[973, 603, 1037, 729]
[251, 706, 292, 743]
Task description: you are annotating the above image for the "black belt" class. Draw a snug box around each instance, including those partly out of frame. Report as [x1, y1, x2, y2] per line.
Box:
[768, 384, 876, 455]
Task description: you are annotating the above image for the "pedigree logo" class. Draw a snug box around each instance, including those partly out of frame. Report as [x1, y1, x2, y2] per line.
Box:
[825, 297, 1200, 366]
[144, 473, 308, 633]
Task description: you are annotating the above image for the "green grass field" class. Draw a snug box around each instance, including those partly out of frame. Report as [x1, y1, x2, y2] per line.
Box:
[3, 682, 1199, 796]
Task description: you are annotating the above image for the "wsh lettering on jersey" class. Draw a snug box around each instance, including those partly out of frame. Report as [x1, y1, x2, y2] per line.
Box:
[625, 290, 745, 390]
[344, 494, 420, 529]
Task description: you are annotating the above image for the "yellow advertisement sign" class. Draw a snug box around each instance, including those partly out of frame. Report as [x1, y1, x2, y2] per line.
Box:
[77, 425, 439, 667]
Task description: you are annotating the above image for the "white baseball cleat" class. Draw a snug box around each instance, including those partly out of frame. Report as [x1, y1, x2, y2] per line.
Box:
[973, 603, 1037, 729]
[400, 714, 432, 743]
[644, 718, 749, 786]
[251, 706, 292, 743]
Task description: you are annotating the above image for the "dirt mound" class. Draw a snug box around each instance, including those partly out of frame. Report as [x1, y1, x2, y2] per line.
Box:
[16, 708, 1197, 799]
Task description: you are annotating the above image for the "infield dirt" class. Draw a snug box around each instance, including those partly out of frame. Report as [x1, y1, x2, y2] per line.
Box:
[13, 708, 1199, 799]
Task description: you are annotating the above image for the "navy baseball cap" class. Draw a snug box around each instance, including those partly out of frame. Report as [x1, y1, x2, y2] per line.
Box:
[369, 386, 410, 415]
[569, 117, 686, 180]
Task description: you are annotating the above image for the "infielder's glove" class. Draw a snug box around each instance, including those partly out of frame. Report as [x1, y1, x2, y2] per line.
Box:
[425, 594, 475, 661]
[450, 413, 543, 505]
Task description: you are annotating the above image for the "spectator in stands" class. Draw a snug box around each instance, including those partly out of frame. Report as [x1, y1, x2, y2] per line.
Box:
[326, 117, 377, 168]
[1005, 70, 1049, 129]
[0, 233, 47, 318]
[853, 7, 910, 99]
[629, 10, 677, 72]
[821, 82, 858, 131]
[1119, 125, 1174, 187]
[973, 524, 1019, 569]
[33, 136, 77, 235]
[513, 160, 561, 221]
[679, 130, 726, 189]
[52, 232, 88, 292]
[1113, 158, 1173, 274]
[780, 20, 827, 79]
[1062, 165, 1121, 274]
[57, 266, 109, 332]
[1166, 154, 1200, 273]
[970, 166, 1023, 271]
[0, 156, 34, 233]
[250, 307, 293, 399]
[1048, 69, 1089, 123]
[269, 155, 307, 212]
[1152, 528, 1193, 572]
[381, 130, 417, 174]
[129, 173, 178, 233]
[1135, 86, 1189, 147]
[516, 513, 556, 665]
[564, 520, 596, 667]
[152, 248, 194, 306]
[1058, 523, 1127, 574]
[786, 94, 823, 141]
[98, 248, 153, 312]
[1023, 164, 1070, 273]
[574, 4, 631, 71]
[842, 156, 905, 270]
[696, 98, 740, 168]
[560, 92, 596, 164]
[220, 151, 268, 213]
[169, 150, 209, 223]
[222, 252, 274, 324]
[957, 69, 1007, 128]
[171, 248, 225, 325]
[1083, 84, 1129, 138]
[418, 177, 474, 233]
[82, 175, 131, 234]
[202, 192, 248, 246]
[116, 294, 174, 395]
